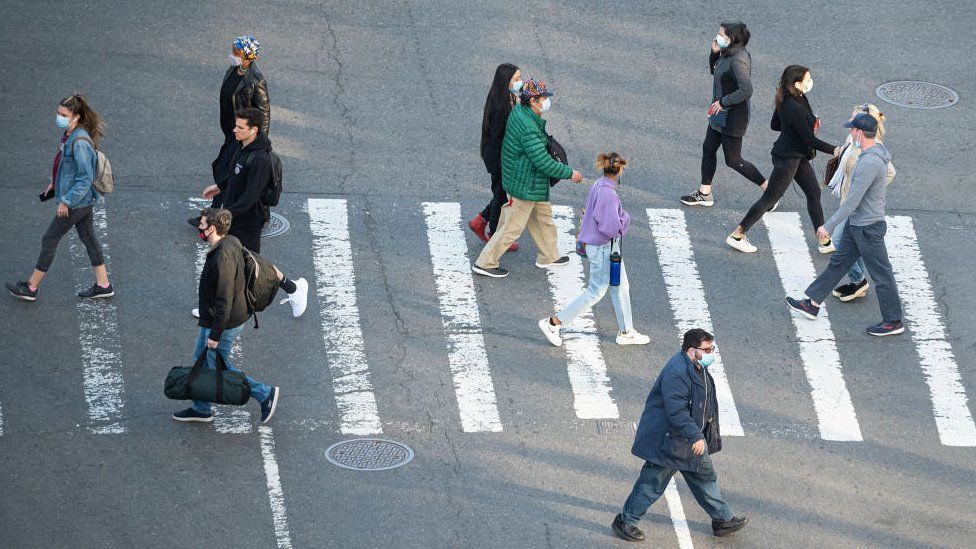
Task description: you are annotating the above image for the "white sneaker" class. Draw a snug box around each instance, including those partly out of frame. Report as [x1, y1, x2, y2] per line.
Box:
[191, 308, 200, 318]
[280, 277, 308, 317]
[538, 318, 562, 347]
[818, 239, 835, 254]
[726, 234, 758, 253]
[616, 330, 650, 345]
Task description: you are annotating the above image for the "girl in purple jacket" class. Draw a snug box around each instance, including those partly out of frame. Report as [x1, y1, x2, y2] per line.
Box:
[538, 153, 650, 347]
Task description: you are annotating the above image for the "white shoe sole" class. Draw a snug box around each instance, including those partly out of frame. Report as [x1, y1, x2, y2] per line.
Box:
[10, 292, 37, 302]
[818, 244, 836, 254]
[616, 335, 650, 345]
[868, 326, 905, 337]
[787, 302, 819, 321]
[172, 413, 214, 423]
[472, 265, 508, 278]
[262, 387, 280, 424]
[726, 236, 757, 253]
[80, 291, 114, 299]
[535, 261, 571, 269]
[681, 198, 714, 207]
[538, 318, 562, 347]
[834, 283, 870, 302]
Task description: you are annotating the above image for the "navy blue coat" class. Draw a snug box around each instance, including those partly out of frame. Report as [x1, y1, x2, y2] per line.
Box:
[631, 350, 722, 473]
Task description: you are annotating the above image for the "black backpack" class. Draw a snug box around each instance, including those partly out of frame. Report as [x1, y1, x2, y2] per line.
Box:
[242, 247, 280, 328]
[244, 150, 283, 207]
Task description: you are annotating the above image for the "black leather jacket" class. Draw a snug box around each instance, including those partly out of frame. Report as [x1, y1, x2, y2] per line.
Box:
[222, 64, 271, 134]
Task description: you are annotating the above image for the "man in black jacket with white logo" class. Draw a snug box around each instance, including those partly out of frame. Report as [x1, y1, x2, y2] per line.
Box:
[172, 208, 281, 424]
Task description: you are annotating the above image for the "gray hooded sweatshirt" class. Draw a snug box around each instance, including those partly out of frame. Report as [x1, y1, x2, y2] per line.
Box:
[824, 142, 893, 233]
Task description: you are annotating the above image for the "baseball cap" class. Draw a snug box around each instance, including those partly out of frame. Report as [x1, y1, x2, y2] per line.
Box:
[843, 113, 878, 133]
[520, 77, 554, 98]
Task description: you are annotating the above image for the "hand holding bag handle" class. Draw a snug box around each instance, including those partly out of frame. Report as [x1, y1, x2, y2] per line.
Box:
[183, 348, 231, 401]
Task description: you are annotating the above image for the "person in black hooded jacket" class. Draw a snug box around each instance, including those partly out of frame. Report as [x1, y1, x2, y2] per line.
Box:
[726, 65, 840, 254]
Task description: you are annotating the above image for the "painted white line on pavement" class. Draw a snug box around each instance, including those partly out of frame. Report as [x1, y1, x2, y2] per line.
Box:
[71, 206, 126, 434]
[886, 216, 976, 446]
[259, 426, 293, 549]
[764, 212, 862, 441]
[665, 478, 695, 549]
[422, 203, 502, 432]
[548, 206, 619, 419]
[0, 400, 4, 437]
[307, 198, 383, 435]
[647, 209, 744, 436]
[188, 198, 252, 434]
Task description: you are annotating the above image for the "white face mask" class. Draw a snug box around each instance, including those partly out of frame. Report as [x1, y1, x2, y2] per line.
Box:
[540, 97, 551, 112]
[510, 80, 523, 94]
[796, 79, 813, 94]
[715, 34, 730, 49]
[229, 53, 243, 67]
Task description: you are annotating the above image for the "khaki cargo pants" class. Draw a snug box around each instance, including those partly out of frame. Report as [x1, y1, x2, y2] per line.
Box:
[475, 197, 561, 269]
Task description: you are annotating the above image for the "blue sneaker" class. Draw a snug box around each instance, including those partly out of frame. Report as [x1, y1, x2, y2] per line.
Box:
[172, 407, 214, 423]
[867, 320, 905, 337]
[260, 387, 280, 424]
[786, 296, 820, 320]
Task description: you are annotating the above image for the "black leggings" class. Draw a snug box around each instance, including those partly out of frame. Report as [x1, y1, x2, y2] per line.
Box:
[35, 205, 105, 272]
[479, 170, 507, 235]
[739, 155, 824, 233]
[700, 127, 766, 187]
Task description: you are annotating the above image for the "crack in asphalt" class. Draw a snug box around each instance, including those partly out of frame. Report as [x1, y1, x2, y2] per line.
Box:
[320, 0, 356, 195]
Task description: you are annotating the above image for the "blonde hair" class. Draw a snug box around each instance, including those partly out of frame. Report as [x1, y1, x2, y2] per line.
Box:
[840, 103, 889, 199]
[595, 152, 627, 175]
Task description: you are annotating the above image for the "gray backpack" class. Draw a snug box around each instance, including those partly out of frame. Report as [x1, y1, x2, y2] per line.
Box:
[73, 136, 114, 194]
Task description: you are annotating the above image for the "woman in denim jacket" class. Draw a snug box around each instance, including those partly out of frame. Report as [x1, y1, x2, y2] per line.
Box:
[538, 152, 650, 347]
[6, 94, 113, 301]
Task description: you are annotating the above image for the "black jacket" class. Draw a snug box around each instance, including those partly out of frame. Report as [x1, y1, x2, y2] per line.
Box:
[198, 236, 250, 340]
[480, 99, 514, 175]
[770, 94, 836, 159]
[222, 64, 271, 134]
[221, 134, 274, 232]
[709, 45, 753, 138]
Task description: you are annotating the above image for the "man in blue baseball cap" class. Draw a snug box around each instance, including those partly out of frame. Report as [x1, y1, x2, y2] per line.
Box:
[787, 113, 905, 336]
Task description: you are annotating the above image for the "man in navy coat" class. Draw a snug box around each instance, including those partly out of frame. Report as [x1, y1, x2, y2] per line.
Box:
[612, 328, 749, 541]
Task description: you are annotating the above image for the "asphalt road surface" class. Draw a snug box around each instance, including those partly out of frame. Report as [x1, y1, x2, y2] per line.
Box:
[2, 1, 975, 547]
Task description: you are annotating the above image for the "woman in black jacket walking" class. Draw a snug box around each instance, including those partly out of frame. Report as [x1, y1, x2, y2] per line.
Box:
[726, 65, 840, 253]
[681, 22, 767, 207]
[469, 63, 521, 252]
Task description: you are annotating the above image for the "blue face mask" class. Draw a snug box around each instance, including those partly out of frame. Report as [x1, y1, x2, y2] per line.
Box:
[510, 80, 523, 94]
[55, 114, 71, 129]
[715, 34, 730, 49]
[697, 351, 716, 367]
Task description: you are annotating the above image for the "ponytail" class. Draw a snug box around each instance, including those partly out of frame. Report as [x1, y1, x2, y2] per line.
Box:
[594, 151, 628, 175]
[59, 93, 106, 144]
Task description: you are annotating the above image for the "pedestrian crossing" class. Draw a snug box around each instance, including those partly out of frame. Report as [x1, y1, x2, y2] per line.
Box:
[5, 198, 975, 448]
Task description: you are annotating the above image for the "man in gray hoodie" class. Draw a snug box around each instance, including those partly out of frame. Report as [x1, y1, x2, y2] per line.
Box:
[786, 113, 904, 336]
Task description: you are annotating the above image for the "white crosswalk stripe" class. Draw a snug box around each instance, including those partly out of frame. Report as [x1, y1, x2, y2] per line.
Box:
[549, 205, 619, 419]
[764, 212, 862, 441]
[647, 208, 744, 436]
[307, 198, 383, 435]
[422, 202, 502, 432]
[665, 479, 695, 549]
[886, 216, 976, 446]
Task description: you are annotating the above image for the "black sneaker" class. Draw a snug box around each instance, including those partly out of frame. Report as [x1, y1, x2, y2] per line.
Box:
[535, 256, 571, 268]
[611, 514, 645, 542]
[786, 296, 820, 320]
[261, 387, 280, 424]
[867, 320, 905, 337]
[680, 189, 714, 207]
[712, 516, 749, 537]
[472, 264, 509, 278]
[172, 408, 214, 423]
[78, 284, 114, 299]
[6, 281, 37, 302]
[832, 279, 869, 302]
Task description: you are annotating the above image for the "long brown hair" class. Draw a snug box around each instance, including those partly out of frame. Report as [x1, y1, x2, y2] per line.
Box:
[774, 65, 809, 109]
[60, 93, 105, 144]
[595, 152, 628, 175]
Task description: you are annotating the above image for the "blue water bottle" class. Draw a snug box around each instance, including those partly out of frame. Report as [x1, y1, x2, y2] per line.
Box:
[609, 239, 622, 287]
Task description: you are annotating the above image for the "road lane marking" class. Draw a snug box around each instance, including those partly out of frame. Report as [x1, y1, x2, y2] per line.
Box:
[259, 426, 293, 549]
[422, 203, 502, 432]
[647, 209, 744, 436]
[665, 479, 695, 549]
[307, 198, 383, 435]
[886, 216, 976, 446]
[764, 212, 862, 441]
[548, 206, 619, 419]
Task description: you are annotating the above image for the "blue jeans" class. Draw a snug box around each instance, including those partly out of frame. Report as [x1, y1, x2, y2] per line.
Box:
[831, 220, 865, 284]
[621, 454, 733, 526]
[556, 242, 634, 332]
[190, 326, 271, 414]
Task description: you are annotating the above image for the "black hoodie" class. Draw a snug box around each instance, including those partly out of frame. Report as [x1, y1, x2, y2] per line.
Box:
[222, 133, 273, 231]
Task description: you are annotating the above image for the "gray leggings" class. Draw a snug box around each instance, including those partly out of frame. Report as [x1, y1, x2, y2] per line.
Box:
[35, 205, 105, 272]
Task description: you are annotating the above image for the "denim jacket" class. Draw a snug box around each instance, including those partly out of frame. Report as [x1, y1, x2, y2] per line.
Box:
[55, 128, 99, 209]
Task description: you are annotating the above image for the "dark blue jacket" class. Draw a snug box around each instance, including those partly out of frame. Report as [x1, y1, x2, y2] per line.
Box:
[631, 350, 722, 473]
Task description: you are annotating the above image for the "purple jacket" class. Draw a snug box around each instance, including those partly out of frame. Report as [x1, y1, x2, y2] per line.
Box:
[577, 176, 631, 246]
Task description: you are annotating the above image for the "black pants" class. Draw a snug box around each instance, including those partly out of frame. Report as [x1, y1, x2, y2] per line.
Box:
[231, 226, 262, 253]
[211, 134, 238, 208]
[700, 127, 766, 187]
[35, 205, 105, 272]
[739, 155, 824, 233]
[479, 170, 507, 235]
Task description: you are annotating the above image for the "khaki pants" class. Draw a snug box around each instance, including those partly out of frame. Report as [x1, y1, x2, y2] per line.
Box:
[476, 197, 560, 268]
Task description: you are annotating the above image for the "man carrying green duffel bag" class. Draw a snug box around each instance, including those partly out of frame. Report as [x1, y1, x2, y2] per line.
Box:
[169, 207, 280, 424]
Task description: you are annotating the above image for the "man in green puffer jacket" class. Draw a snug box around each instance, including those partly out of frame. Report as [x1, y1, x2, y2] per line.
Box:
[473, 77, 583, 278]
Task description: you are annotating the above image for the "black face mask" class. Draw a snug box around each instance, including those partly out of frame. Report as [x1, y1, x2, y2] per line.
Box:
[198, 226, 210, 241]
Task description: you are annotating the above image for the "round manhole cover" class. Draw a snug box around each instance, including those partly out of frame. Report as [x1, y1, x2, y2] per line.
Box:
[262, 212, 289, 238]
[325, 438, 414, 471]
[876, 81, 959, 109]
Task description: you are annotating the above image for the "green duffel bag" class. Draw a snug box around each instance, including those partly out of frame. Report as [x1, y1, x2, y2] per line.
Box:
[164, 349, 251, 405]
